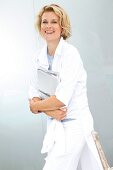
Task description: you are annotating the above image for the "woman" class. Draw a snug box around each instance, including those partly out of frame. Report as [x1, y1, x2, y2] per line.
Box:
[29, 4, 103, 170]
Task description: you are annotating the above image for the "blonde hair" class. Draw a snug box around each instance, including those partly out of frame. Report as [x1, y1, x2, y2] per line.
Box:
[35, 4, 71, 40]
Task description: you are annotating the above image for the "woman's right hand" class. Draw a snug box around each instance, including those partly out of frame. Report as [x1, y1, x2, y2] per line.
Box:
[45, 107, 67, 121]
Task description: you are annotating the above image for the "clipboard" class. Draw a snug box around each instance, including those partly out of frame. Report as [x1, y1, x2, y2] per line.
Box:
[37, 67, 60, 98]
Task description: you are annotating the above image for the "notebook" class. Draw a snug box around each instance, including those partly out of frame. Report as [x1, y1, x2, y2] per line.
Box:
[37, 67, 60, 99]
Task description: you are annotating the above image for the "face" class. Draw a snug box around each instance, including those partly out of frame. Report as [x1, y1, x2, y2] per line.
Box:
[40, 11, 62, 43]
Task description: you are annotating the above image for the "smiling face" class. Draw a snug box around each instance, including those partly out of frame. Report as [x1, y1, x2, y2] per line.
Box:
[41, 11, 62, 43]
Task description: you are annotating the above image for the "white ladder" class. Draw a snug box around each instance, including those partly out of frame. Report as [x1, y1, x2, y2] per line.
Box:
[92, 131, 113, 170]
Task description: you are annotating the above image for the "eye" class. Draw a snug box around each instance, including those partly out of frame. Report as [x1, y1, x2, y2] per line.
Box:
[42, 20, 48, 24]
[52, 21, 57, 23]
[51, 20, 58, 24]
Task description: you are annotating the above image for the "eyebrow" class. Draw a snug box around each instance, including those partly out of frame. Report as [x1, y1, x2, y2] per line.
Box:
[42, 18, 59, 21]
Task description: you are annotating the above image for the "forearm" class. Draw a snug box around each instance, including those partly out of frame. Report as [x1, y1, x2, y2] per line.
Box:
[44, 107, 67, 120]
[35, 95, 65, 112]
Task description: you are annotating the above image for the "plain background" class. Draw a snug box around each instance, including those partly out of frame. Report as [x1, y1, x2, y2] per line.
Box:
[0, 0, 113, 170]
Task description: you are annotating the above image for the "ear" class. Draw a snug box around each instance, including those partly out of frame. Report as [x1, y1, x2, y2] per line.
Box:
[61, 28, 63, 34]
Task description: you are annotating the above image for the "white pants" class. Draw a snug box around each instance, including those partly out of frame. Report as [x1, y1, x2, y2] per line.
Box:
[43, 120, 86, 170]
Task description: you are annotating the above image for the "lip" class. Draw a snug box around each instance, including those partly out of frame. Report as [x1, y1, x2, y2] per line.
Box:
[45, 31, 55, 34]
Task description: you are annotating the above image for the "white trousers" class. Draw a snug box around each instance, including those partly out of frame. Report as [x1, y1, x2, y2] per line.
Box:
[43, 120, 86, 170]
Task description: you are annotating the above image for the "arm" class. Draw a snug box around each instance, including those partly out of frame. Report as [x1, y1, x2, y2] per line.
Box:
[28, 53, 41, 99]
[44, 108, 67, 121]
[29, 97, 67, 120]
[29, 95, 65, 112]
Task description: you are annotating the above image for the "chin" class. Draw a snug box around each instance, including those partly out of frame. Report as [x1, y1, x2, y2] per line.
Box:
[45, 36, 61, 42]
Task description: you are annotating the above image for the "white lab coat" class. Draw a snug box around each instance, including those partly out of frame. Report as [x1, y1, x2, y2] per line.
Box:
[29, 38, 103, 170]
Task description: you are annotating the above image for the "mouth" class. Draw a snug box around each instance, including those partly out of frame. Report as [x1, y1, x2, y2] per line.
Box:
[45, 31, 55, 34]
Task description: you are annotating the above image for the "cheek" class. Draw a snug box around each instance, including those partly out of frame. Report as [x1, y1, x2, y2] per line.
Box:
[57, 26, 62, 33]
[40, 28, 45, 37]
[40, 25, 45, 32]
[57, 28, 62, 35]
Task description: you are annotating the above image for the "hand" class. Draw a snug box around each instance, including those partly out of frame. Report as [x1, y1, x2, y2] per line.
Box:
[45, 107, 67, 121]
[29, 99, 39, 114]
[31, 97, 41, 102]
[29, 97, 41, 114]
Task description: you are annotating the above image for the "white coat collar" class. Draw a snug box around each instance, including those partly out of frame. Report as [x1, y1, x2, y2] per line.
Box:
[37, 37, 65, 69]
[54, 37, 65, 57]
[38, 45, 48, 69]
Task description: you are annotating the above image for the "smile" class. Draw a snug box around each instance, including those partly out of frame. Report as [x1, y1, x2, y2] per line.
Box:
[45, 31, 55, 34]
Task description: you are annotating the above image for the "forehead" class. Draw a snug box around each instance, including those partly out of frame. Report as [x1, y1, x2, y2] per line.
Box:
[41, 11, 59, 20]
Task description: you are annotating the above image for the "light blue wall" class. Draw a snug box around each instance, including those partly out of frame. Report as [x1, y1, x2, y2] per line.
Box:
[0, 0, 113, 170]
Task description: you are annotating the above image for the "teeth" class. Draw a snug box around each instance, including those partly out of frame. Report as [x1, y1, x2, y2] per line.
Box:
[46, 31, 54, 34]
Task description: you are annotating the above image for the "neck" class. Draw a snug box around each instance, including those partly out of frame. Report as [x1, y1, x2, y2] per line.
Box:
[47, 39, 60, 56]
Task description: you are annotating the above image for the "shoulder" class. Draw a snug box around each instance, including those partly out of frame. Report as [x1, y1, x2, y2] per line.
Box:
[31, 47, 42, 68]
[33, 46, 44, 59]
[63, 40, 80, 55]
[33, 45, 46, 62]
[62, 40, 82, 64]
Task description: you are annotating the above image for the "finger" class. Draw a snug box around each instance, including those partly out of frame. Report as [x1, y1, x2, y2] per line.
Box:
[60, 107, 67, 112]
[29, 98, 33, 102]
[60, 114, 66, 120]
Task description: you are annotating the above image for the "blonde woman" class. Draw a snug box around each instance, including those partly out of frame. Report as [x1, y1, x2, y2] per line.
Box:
[29, 4, 103, 170]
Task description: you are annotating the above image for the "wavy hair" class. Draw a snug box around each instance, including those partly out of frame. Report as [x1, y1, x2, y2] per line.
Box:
[35, 4, 71, 40]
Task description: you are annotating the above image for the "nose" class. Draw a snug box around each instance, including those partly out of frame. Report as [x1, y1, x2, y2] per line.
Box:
[46, 23, 52, 28]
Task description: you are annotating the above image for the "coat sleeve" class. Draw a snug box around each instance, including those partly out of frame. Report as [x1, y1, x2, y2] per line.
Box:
[55, 48, 85, 106]
[28, 51, 41, 99]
